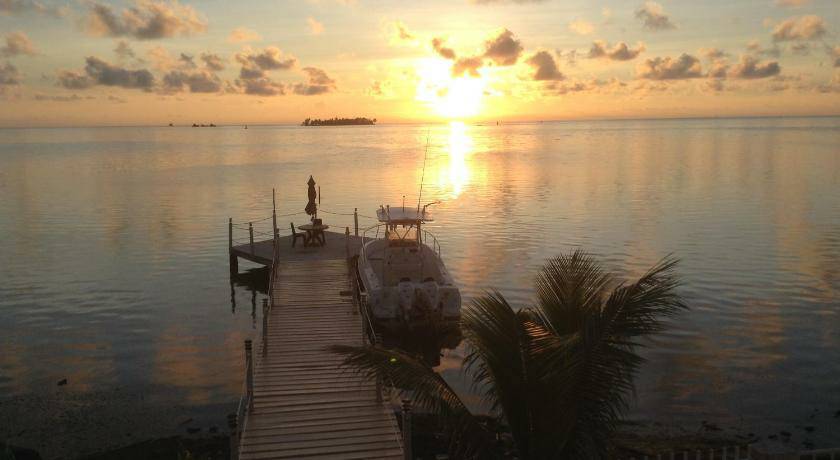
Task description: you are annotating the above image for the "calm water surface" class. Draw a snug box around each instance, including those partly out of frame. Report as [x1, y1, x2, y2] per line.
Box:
[1, 118, 839, 455]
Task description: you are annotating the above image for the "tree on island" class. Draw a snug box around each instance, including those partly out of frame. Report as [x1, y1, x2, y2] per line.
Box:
[302, 117, 376, 126]
[332, 250, 687, 459]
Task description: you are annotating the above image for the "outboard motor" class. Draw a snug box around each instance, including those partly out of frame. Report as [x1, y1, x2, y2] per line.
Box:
[417, 278, 440, 316]
[397, 279, 414, 322]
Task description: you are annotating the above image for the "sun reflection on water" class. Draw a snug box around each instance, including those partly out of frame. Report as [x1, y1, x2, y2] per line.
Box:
[435, 121, 473, 200]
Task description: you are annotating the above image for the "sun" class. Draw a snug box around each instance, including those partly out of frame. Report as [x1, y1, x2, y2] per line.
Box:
[415, 58, 486, 119]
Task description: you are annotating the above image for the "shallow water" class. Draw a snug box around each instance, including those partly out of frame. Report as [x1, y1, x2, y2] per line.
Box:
[1, 118, 839, 454]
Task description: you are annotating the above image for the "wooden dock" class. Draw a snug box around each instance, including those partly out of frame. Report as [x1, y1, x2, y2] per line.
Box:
[228, 217, 405, 459]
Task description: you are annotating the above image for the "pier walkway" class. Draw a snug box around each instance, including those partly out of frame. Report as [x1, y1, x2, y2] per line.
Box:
[228, 224, 404, 460]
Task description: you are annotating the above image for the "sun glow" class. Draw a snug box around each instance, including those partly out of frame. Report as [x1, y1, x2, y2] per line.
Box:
[415, 59, 486, 119]
[435, 121, 473, 199]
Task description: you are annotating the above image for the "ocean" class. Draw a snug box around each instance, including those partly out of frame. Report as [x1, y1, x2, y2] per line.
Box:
[1, 117, 839, 455]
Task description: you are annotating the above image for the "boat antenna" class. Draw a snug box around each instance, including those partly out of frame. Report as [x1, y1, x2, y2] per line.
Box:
[417, 129, 431, 215]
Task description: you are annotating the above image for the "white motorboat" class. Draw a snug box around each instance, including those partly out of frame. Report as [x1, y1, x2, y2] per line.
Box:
[357, 204, 461, 328]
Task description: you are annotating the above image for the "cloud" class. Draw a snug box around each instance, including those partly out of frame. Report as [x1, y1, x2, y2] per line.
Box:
[747, 40, 781, 58]
[637, 53, 703, 80]
[86, 0, 207, 40]
[387, 20, 415, 43]
[707, 59, 729, 78]
[233, 47, 296, 96]
[228, 27, 261, 43]
[114, 40, 136, 60]
[525, 51, 564, 80]
[774, 0, 809, 7]
[452, 56, 483, 77]
[1, 31, 37, 57]
[588, 41, 645, 61]
[307, 17, 324, 35]
[56, 69, 92, 89]
[431, 37, 456, 60]
[162, 69, 221, 93]
[568, 19, 594, 36]
[200, 53, 224, 71]
[699, 47, 728, 60]
[483, 28, 523, 66]
[59, 58, 155, 91]
[292, 67, 336, 95]
[235, 47, 296, 73]
[728, 55, 781, 79]
[33, 93, 91, 102]
[84, 56, 155, 90]
[0, 61, 21, 88]
[238, 77, 285, 96]
[0, 0, 66, 17]
[830, 46, 840, 68]
[636, 1, 676, 31]
[771, 15, 826, 42]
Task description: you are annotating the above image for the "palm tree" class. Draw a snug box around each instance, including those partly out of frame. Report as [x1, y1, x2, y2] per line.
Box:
[332, 250, 686, 459]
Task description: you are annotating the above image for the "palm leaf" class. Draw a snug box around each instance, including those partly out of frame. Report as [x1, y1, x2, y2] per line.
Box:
[329, 344, 498, 459]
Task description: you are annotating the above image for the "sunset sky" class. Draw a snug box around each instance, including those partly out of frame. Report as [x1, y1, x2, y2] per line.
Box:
[1, 0, 839, 126]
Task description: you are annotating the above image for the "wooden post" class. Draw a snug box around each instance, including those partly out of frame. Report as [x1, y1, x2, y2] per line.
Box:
[345, 227, 350, 261]
[262, 299, 269, 358]
[374, 335, 383, 403]
[354, 208, 359, 236]
[248, 222, 254, 255]
[229, 218, 233, 249]
[227, 413, 238, 460]
[401, 399, 412, 460]
[245, 340, 254, 413]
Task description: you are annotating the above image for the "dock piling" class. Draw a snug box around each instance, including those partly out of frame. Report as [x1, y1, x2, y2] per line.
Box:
[345, 227, 350, 261]
[261, 299, 268, 358]
[402, 399, 412, 460]
[354, 208, 358, 236]
[227, 413, 239, 460]
[245, 340, 254, 413]
[248, 222, 255, 255]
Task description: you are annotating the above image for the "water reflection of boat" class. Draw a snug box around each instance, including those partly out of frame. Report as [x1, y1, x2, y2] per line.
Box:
[356, 204, 461, 331]
[378, 321, 462, 367]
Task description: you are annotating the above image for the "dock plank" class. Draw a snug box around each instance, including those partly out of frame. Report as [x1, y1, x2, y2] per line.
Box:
[236, 250, 403, 460]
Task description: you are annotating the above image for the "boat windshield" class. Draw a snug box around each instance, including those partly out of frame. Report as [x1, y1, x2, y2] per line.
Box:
[386, 225, 419, 246]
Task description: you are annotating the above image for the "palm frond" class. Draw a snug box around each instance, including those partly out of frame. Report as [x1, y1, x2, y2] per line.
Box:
[534, 249, 613, 336]
[461, 291, 536, 458]
[330, 344, 498, 459]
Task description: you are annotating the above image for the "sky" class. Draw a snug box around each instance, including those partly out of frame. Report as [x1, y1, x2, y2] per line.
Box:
[0, 0, 839, 127]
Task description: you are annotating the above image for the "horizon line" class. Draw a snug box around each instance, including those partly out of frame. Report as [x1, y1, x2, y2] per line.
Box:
[1, 113, 839, 130]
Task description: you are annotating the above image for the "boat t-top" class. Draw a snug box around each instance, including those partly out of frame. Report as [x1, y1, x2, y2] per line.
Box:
[356, 203, 461, 329]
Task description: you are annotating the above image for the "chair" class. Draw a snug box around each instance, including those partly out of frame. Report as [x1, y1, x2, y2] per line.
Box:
[290, 223, 305, 247]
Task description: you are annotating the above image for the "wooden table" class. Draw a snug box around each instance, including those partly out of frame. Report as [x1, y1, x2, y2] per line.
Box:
[297, 223, 329, 247]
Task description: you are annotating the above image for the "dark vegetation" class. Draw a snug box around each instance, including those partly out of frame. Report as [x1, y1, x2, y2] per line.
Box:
[301, 117, 376, 126]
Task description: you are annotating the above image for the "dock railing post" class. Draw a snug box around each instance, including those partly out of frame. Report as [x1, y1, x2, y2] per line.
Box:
[375, 336, 383, 403]
[229, 218, 233, 250]
[245, 340, 254, 413]
[354, 208, 359, 236]
[345, 227, 350, 261]
[248, 222, 254, 255]
[227, 413, 239, 460]
[402, 399, 412, 460]
[262, 299, 269, 358]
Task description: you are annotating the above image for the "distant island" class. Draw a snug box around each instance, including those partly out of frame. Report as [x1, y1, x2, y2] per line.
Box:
[302, 117, 376, 126]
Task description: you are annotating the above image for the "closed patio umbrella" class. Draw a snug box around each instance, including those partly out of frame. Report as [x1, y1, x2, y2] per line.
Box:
[305, 175, 317, 219]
